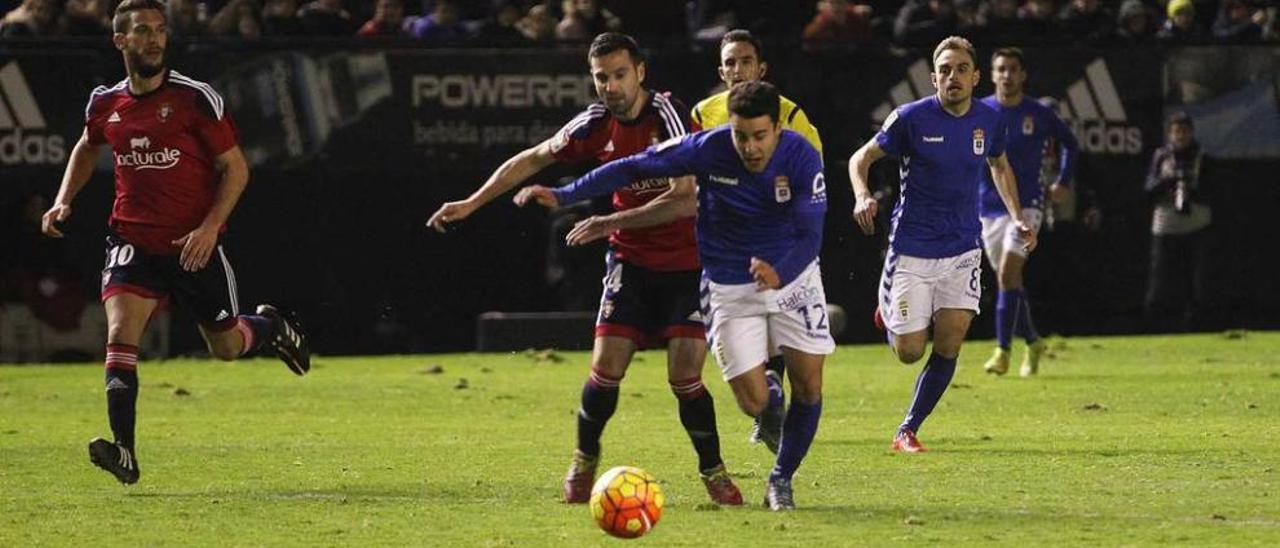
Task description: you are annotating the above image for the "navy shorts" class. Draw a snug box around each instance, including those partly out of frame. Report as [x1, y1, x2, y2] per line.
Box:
[594, 251, 705, 346]
[100, 232, 242, 330]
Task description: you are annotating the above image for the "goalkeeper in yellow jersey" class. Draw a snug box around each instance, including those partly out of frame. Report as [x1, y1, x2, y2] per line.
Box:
[691, 30, 823, 156]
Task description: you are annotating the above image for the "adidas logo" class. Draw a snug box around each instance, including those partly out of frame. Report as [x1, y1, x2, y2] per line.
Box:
[215, 310, 230, 321]
[870, 58, 1143, 155]
[1055, 59, 1143, 155]
[106, 378, 130, 391]
[0, 61, 66, 165]
[108, 112, 121, 123]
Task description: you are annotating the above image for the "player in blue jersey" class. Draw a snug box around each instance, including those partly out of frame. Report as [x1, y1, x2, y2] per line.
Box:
[848, 36, 1035, 453]
[978, 47, 1079, 378]
[516, 82, 832, 511]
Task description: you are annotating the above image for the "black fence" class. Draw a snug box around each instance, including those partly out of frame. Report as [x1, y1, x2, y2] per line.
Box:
[3, 41, 1278, 355]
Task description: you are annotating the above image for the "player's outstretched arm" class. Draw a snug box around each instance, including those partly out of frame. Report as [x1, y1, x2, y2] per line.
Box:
[987, 153, 1037, 252]
[173, 145, 249, 271]
[42, 129, 100, 238]
[564, 176, 697, 246]
[848, 139, 885, 235]
[427, 139, 557, 232]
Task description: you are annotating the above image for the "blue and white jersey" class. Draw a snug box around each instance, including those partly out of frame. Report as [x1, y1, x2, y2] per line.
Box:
[875, 95, 1008, 259]
[977, 95, 1078, 218]
[553, 126, 827, 286]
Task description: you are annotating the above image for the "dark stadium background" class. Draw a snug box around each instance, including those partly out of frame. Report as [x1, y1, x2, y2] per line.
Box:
[3, 0, 1278, 357]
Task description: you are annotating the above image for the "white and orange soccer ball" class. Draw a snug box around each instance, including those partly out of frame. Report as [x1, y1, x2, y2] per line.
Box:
[588, 466, 664, 539]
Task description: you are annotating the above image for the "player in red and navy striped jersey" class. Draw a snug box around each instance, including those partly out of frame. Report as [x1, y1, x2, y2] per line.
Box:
[41, 0, 310, 485]
[428, 33, 742, 506]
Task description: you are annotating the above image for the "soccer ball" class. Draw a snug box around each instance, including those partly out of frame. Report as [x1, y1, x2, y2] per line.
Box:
[588, 465, 664, 539]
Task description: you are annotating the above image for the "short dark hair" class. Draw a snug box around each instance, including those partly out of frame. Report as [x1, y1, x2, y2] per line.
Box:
[113, 0, 166, 33]
[1167, 111, 1194, 130]
[588, 32, 645, 64]
[991, 47, 1024, 67]
[727, 81, 780, 123]
[720, 29, 765, 61]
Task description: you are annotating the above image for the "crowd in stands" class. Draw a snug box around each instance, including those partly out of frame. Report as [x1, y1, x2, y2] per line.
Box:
[2, 0, 1277, 46]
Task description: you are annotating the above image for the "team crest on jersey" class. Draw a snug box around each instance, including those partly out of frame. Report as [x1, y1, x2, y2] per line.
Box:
[1022, 115, 1035, 136]
[158, 103, 173, 123]
[972, 128, 986, 155]
[774, 176, 791, 203]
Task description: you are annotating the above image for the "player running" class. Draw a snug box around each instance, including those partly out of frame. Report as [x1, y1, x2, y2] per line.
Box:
[690, 28, 823, 454]
[518, 81, 832, 511]
[848, 36, 1034, 453]
[426, 32, 742, 506]
[42, 0, 311, 485]
[978, 47, 1078, 378]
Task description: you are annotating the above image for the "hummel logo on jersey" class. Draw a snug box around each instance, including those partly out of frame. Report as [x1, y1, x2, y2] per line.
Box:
[108, 112, 121, 123]
[922, 136, 944, 143]
[0, 61, 66, 165]
[870, 58, 1142, 155]
[709, 174, 738, 186]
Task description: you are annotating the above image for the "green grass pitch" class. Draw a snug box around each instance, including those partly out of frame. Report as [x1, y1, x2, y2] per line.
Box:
[1, 333, 1277, 546]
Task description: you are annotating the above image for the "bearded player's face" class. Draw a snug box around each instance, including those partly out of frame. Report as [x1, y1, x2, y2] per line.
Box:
[589, 50, 645, 119]
[115, 9, 168, 79]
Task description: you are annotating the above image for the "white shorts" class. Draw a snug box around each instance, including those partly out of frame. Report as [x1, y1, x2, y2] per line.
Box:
[702, 261, 835, 381]
[981, 208, 1043, 268]
[877, 248, 983, 335]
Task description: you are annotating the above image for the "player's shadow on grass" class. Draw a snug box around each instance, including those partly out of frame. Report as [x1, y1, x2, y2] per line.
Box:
[125, 480, 541, 503]
[819, 437, 1206, 457]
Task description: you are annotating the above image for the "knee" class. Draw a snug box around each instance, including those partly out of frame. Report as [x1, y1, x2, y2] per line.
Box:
[736, 393, 767, 418]
[791, 380, 822, 404]
[895, 346, 925, 364]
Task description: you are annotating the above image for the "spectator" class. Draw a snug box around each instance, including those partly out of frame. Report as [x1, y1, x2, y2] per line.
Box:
[409, 0, 470, 44]
[1213, 0, 1268, 44]
[893, 0, 957, 47]
[0, 192, 89, 332]
[802, 0, 874, 47]
[983, 0, 1039, 46]
[262, 0, 304, 36]
[1158, 0, 1208, 44]
[515, 2, 557, 42]
[556, 0, 621, 41]
[357, 0, 406, 37]
[297, 0, 355, 36]
[1020, 0, 1068, 45]
[473, 1, 526, 43]
[1114, 0, 1157, 45]
[0, 0, 58, 36]
[209, 0, 262, 39]
[1058, 0, 1115, 44]
[60, 0, 109, 36]
[953, 0, 983, 38]
[167, 0, 207, 38]
[1143, 113, 1213, 332]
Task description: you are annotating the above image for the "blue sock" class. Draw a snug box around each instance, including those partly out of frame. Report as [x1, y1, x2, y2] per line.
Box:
[901, 353, 957, 434]
[995, 289, 1021, 351]
[765, 368, 784, 410]
[1015, 291, 1040, 344]
[769, 399, 821, 482]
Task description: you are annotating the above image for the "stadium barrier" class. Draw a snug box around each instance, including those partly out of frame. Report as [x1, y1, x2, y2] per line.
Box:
[2, 42, 1277, 356]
